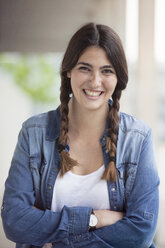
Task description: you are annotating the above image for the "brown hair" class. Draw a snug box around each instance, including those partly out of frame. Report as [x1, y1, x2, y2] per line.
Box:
[59, 22, 128, 181]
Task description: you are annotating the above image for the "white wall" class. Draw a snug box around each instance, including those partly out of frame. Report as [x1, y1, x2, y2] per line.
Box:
[0, 72, 32, 248]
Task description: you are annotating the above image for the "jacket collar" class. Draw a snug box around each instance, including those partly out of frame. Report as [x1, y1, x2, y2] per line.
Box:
[46, 106, 60, 141]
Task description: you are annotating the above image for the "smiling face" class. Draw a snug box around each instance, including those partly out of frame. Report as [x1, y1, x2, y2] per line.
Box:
[67, 46, 118, 112]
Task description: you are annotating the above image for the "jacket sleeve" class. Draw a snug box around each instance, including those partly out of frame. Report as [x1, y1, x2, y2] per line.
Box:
[1, 125, 92, 246]
[89, 128, 159, 248]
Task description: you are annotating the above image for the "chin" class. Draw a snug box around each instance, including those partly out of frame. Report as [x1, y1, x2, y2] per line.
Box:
[83, 102, 107, 111]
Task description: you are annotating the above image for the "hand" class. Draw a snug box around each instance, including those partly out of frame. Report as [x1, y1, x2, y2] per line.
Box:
[93, 209, 125, 229]
[42, 243, 52, 248]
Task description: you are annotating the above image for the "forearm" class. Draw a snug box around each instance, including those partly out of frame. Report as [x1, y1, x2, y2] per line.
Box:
[94, 209, 125, 228]
[92, 213, 157, 248]
[2, 198, 91, 246]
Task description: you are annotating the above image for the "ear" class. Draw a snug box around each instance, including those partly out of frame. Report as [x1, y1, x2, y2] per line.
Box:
[67, 71, 71, 78]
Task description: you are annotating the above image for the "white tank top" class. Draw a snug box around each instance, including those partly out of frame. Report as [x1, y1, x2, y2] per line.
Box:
[51, 165, 110, 212]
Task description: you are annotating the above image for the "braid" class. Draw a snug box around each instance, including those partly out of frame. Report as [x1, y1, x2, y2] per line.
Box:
[59, 76, 78, 176]
[102, 90, 122, 182]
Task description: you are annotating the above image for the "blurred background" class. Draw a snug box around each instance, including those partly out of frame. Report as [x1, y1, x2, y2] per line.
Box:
[0, 0, 165, 247]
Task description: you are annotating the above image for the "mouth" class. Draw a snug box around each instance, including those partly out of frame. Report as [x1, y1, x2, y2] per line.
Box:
[83, 89, 104, 97]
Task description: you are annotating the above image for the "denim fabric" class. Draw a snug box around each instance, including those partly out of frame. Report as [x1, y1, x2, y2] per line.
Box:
[1, 105, 159, 248]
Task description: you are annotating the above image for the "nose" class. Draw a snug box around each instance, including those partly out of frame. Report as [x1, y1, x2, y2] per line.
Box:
[89, 71, 102, 88]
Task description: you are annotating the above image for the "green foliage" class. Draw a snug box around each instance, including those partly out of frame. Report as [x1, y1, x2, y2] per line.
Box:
[0, 54, 60, 103]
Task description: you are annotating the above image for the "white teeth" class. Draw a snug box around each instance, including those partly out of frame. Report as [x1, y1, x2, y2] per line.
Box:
[84, 90, 102, 96]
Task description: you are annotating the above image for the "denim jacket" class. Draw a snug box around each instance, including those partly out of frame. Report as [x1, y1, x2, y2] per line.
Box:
[1, 105, 159, 248]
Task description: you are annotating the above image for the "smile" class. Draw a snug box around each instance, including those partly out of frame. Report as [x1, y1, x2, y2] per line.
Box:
[83, 89, 104, 97]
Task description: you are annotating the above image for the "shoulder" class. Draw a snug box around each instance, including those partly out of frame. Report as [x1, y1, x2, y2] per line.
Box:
[119, 112, 151, 137]
[117, 112, 154, 169]
[22, 106, 60, 130]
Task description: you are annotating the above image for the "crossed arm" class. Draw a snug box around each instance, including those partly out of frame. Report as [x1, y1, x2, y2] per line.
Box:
[32, 207, 125, 229]
[1, 127, 159, 248]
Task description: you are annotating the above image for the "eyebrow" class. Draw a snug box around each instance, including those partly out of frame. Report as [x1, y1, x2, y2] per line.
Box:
[76, 62, 113, 70]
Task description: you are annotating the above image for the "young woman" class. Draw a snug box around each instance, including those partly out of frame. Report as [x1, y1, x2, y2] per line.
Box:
[1, 23, 159, 248]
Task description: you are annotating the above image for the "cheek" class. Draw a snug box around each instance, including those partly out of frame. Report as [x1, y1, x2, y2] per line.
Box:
[71, 73, 87, 87]
[105, 78, 117, 91]
[70, 75, 82, 93]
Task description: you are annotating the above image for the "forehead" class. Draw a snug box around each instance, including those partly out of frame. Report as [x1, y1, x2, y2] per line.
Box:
[77, 46, 111, 65]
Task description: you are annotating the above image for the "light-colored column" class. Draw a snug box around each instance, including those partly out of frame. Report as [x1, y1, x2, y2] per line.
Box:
[137, 0, 157, 131]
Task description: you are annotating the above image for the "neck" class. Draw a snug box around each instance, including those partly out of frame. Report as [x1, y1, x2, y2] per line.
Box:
[68, 98, 109, 140]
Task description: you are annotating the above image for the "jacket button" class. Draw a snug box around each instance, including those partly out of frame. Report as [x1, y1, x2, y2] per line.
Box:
[114, 206, 117, 210]
[47, 185, 52, 190]
[111, 187, 116, 192]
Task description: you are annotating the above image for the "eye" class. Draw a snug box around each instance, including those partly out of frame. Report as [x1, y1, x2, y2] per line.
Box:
[102, 69, 114, 75]
[79, 66, 90, 72]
